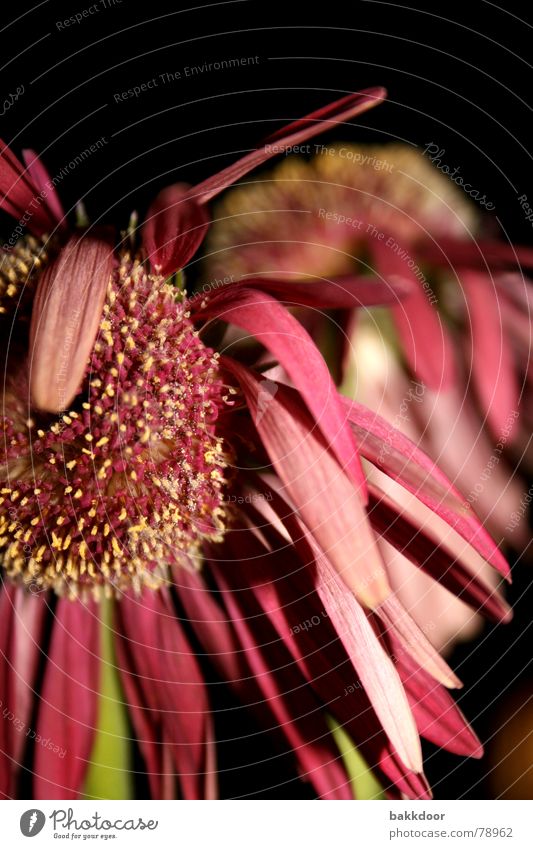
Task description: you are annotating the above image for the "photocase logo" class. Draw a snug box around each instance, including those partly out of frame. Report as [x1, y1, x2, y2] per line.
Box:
[20, 809, 46, 837]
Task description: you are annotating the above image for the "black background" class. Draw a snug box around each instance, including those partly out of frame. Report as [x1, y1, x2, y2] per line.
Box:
[2, 0, 532, 799]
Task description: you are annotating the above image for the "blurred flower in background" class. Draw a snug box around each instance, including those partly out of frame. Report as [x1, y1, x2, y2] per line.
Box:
[0, 89, 524, 802]
[205, 142, 533, 652]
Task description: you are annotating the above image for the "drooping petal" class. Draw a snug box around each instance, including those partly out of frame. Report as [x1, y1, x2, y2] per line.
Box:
[190, 272, 416, 317]
[367, 486, 511, 624]
[22, 149, 65, 225]
[0, 139, 60, 235]
[340, 396, 511, 579]
[461, 269, 519, 439]
[372, 238, 456, 388]
[34, 598, 99, 799]
[142, 183, 210, 277]
[190, 88, 386, 204]
[226, 360, 391, 608]
[29, 233, 114, 413]
[418, 236, 533, 270]
[211, 288, 366, 494]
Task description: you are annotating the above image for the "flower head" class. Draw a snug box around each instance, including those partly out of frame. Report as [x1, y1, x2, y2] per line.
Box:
[0, 89, 514, 801]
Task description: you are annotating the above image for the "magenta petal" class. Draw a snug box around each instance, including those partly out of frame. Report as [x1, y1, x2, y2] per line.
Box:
[340, 396, 511, 580]
[142, 183, 210, 276]
[314, 549, 422, 773]
[212, 288, 365, 494]
[34, 599, 99, 799]
[375, 595, 461, 689]
[372, 238, 456, 388]
[190, 88, 386, 204]
[461, 270, 519, 439]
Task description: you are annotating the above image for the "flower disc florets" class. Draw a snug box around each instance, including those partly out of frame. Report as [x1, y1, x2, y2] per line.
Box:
[0, 253, 229, 597]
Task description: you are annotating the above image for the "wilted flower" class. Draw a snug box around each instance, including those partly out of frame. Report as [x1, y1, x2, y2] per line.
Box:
[0, 90, 512, 801]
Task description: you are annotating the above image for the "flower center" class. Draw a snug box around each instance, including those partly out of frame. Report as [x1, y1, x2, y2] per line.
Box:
[0, 254, 229, 597]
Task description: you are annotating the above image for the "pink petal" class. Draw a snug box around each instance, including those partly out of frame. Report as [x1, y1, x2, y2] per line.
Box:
[22, 149, 65, 225]
[34, 599, 99, 799]
[210, 288, 365, 494]
[30, 233, 114, 413]
[461, 269, 519, 438]
[340, 396, 511, 579]
[190, 88, 386, 204]
[142, 183, 210, 276]
[226, 360, 391, 607]
[372, 238, 456, 388]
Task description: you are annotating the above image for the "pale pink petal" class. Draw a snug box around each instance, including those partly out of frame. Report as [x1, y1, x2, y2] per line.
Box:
[30, 233, 114, 413]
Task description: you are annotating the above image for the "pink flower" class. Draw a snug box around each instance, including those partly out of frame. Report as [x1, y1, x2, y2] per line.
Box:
[0, 89, 511, 800]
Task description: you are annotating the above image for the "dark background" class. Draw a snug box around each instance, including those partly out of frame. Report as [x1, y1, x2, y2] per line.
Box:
[2, 0, 532, 799]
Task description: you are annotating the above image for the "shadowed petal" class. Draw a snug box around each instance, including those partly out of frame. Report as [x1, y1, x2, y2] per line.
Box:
[30, 233, 114, 413]
[117, 590, 213, 800]
[34, 598, 99, 799]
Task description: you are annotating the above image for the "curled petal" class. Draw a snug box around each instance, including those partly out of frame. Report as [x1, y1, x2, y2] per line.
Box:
[142, 183, 210, 276]
[30, 233, 114, 413]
